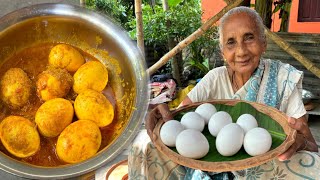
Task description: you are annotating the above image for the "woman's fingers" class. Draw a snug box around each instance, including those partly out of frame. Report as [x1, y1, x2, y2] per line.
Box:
[278, 133, 305, 161]
[285, 116, 318, 154]
[156, 104, 173, 122]
[278, 144, 297, 161]
[145, 104, 173, 140]
[287, 117, 307, 135]
[146, 111, 158, 139]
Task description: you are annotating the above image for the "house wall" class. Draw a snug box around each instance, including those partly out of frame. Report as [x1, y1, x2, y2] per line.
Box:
[201, 0, 320, 33]
[201, 0, 226, 23]
[288, 0, 320, 33]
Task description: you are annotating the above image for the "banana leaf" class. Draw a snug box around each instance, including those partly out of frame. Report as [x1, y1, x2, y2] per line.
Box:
[171, 101, 286, 162]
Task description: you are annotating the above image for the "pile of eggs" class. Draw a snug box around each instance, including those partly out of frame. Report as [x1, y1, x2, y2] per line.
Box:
[0, 44, 114, 164]
[160, 103, 272, 159]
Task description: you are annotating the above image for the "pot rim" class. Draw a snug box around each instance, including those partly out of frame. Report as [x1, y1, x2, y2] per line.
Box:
[0, 3, 149, 179]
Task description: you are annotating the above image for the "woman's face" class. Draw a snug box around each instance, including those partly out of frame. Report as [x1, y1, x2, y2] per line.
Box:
[221, 12, 266, 76]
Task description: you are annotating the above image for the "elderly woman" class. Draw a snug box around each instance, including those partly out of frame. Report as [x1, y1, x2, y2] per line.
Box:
[129, 6, 319, 179]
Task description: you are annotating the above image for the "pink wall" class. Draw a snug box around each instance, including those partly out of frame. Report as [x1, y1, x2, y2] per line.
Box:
[288, 0, 320, 33]
[201, 0, 320, 33]
[201, 0, 226, 23]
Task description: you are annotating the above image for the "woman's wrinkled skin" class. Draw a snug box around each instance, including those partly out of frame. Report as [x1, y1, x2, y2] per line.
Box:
[221, 12, 266, 87]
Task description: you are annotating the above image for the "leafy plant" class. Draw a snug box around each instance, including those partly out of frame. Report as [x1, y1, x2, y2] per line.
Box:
[273, 0, 292, 31]
[85, 0, 95, 9]
[168, 0, 184, 8]
[86, 0, 135, 31]
[128, 4, 167, 46]
[88, 0, 220, 81]
[273, 0, 291, 14]
[128, 0, 204, 46]
[128, 0, 219, 80]
[183, 27, 219, 80]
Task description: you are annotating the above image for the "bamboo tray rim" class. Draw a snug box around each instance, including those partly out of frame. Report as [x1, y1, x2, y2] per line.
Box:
[152, 99, 297, 172]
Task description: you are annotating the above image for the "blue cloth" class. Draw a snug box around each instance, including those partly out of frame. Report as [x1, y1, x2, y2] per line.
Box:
[244, 60, 280, 107]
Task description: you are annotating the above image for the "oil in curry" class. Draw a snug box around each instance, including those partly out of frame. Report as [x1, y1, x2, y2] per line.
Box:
[0, 43, 118, 167]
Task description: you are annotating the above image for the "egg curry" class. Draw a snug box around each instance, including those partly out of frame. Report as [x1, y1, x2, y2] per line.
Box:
[0, 43, 117, 166]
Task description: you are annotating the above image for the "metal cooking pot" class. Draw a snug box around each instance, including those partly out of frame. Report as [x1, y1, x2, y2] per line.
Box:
[0, 3, 148, 179]
[302, 89, 319, 104]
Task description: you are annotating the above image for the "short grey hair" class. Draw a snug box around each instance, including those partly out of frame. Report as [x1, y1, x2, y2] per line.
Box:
[218, 6, 266, 48]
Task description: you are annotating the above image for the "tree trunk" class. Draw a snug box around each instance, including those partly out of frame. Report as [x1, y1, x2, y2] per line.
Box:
[80, 0, 85, 7]
[162, 0, 169, 10]
[135, 0, 145, 56]
[255, 0, 273, 28]
[279, 2, 291, 32]
[162, 0, 182, 86]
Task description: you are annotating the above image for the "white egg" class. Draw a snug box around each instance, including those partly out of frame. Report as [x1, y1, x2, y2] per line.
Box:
[160, 120, 185, 147]
[180, 112, 205, 132]
[244, 127, 272, 156]
[176, 129, 209, 159]
[216, 123, 244, 156]
[195, 103, 217, 124]
[236, 114, 258, 134]
[208, 111, 232, 137]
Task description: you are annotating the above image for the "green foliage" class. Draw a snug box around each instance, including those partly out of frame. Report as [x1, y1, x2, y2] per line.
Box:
[128, 0, 219, 79]
[183, 26, 219, 79]
[87, 0, 219, 80]
[128, 0, 203, 45]
[85, 0, 96, 9]
[184, 58, 209, 75]
[273, 0, 292, 32]
[86, 0, 135, 31]
[273, 0, 291, 13]
[128, 4, 167, 46]
[168, 0, 184, 7]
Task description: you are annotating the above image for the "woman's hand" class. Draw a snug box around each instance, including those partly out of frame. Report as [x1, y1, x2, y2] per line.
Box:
[146, 104, 173, 141]
[278, 116, 318, 161]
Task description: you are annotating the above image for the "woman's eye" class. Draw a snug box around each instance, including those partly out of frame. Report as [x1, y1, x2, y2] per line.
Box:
[226, 40, 235, 45]
[244, 35, 254, 41]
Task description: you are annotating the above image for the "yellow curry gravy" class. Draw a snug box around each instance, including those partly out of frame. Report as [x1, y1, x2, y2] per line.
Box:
[0, 43, 118, 167]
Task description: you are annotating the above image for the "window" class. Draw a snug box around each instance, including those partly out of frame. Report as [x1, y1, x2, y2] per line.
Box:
[298, 0, 320, 22]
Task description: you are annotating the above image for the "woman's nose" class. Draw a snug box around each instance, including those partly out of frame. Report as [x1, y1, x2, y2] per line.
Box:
[235, 42, 248, 56]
